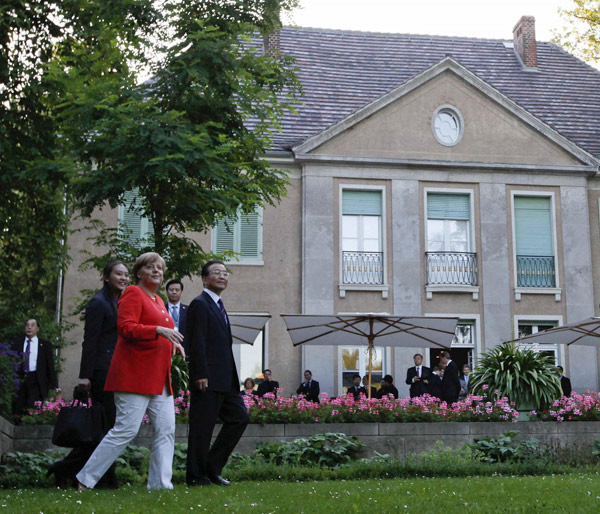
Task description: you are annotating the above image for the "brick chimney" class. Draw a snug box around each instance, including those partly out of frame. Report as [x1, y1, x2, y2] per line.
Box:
[263, 30, 281, 57]
[513, 16, 537, 68]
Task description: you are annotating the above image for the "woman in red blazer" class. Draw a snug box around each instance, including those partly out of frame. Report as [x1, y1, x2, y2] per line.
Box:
[77, 252, 185, 491]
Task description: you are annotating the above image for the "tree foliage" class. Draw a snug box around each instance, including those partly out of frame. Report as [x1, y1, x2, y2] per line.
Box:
[554, 0, 600, 64]
[60, 0, 301, 279]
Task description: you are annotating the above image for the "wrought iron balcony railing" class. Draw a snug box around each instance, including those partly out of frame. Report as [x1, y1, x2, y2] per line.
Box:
[342, 251, 384, 285]
[516, 255, 556, 287]
[426, 252, 478, 286]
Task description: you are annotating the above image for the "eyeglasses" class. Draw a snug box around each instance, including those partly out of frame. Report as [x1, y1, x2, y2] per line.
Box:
[209, 270, 230, 278]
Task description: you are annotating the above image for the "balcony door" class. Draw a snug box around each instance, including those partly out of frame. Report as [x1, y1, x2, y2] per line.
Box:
[426, 193, 476, 285]
[342, 190, 383, 285]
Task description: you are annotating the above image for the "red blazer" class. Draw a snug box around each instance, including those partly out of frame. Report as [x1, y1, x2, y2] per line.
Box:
[105, 285, 175, 395]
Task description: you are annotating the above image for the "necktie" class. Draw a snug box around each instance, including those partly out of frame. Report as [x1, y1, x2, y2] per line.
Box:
[217, 298, 228, 325]
[171, 305, 179, 325]
[24, 339, 31, 373]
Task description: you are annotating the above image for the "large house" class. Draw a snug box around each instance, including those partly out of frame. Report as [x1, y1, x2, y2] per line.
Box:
[60, 16, 600, 398]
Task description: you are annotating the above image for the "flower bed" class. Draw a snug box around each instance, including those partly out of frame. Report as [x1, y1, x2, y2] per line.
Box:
[532, 392, 600, 421]
[19, 390, 521, 425]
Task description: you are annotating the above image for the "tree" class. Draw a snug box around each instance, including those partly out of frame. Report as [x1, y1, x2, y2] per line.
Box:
[63, 0, 301, 279]
[554, 0, 600, 64]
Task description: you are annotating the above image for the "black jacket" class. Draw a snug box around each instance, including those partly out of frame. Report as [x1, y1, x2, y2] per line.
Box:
[442, 360, 461, 404]
[79, 283, 119, 379]
[405, 366, 432, 398]
[256, 380, 279, 397]
[14, 337, 58, 398]
[297, 380, 320, 402]
[187, 291, 239, 393]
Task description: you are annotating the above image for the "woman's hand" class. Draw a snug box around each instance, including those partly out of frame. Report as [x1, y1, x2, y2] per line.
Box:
[172, 341, 186, 360]
[156, 327, 185, 358]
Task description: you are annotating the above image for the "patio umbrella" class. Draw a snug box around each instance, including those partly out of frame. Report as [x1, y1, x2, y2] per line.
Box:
[229, 314, 271, 345]
[515, 317, 600, 347]
[281, 314, 459, 398]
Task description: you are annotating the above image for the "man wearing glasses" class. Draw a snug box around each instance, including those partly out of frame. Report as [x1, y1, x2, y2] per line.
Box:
[185, 260, 249, 487]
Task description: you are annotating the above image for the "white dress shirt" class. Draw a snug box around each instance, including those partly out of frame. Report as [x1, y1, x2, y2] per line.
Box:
[23, 336, 39, 372]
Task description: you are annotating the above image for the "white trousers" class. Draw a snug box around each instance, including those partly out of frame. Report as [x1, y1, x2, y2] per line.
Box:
[76, 386, 175, 490]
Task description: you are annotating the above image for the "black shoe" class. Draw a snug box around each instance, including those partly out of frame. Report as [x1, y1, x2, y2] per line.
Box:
[208, 475, 230, 486]
[187, 477, 212, 487]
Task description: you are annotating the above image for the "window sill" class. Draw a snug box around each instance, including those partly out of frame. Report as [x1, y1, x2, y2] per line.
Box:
[339, 284, 389, 299]
[225, 260, 264, 266]
[425, 284, 479, 300]
[514, 287, 561, 301]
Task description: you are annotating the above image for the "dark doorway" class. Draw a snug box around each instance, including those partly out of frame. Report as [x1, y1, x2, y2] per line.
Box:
[429, 348, 472, 374]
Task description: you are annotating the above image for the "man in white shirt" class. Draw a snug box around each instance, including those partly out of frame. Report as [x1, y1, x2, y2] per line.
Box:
[405, 353, 431, 398]
[166, 279, 188, 350]
[12, 319, 58, 416]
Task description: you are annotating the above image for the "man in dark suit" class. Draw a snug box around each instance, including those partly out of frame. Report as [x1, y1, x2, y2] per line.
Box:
[347, 374, 367, 400]
[405, 353, 431, 398]
[296, 370, 320, 402]
[440, 350, 460, 404]
[166, 279, 188, 351]
[12, 318, 58, 415]
[256, 369, 279, 397]
[557, 366, 572, 397]
[376, 374, 399, 399]
[186, 261, 249, 487]
[428, 366, 444, 400]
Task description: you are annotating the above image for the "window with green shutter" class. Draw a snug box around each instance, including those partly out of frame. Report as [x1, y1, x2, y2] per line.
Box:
[213, 207, 263, 262]
[118, 189, 153, 248]
[514, 196, 555, 287]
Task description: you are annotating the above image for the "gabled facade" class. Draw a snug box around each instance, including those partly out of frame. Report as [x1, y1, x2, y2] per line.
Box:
[60, 16, 600, 398]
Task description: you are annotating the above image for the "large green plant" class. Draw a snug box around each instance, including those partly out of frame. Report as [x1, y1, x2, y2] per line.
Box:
[470, 342, 562, 411]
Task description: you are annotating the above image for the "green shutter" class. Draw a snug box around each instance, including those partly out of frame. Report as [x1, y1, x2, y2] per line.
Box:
[214, 216, 235, 253]
[427, 193, 470, 220]
[119, 189, 152, 247]
[514, 197, 553, 255]
[342, 190, 382, 215]
[239, 210, 261, 259]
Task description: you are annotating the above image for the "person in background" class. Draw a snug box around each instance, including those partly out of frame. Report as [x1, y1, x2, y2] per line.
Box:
[76, 252, 185, 491]
[165, 279, 188, 351]
[440, 351, 460, 405]
[256, 369, 279, 397]
[347, 374, 367, 400]
[362, 374, 377, 399]
[296, 370, 320, 403]
[459, 364, 472, 401]
[48, 260, 129, 488]
[405, 353, 431, 398]
[428, 365, 444, 400]
[376, 374, 399, 399]
[12, 319, 58, 418]
[557, 366, 572, 397]
[241, 377, 256, 398]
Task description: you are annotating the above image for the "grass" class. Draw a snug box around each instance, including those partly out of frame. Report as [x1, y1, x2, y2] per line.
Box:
[1, 474, 600, 513]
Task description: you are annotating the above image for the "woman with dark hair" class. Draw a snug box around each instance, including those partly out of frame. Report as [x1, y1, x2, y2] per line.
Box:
[76, 252, 185, 491]
[48, 260, 129, 488]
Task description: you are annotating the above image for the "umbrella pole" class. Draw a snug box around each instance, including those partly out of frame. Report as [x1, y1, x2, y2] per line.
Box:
[368, 318, 374, 399]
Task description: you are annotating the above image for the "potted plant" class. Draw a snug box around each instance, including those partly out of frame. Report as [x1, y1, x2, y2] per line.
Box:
[470, 342, 562, 417]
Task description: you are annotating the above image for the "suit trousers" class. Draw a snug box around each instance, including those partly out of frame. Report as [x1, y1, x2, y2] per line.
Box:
[77, 386, 175, 490]
[186, 389, 249, 484]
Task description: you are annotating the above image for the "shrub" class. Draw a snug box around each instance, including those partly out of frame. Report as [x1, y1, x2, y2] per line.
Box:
[0, 342, 20, 417]
[532, 391, 600, 421]
[470, 430, 540, 463]
[470, 342, 562, 411]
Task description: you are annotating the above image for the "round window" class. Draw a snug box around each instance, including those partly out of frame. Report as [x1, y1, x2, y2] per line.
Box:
[432, 105, 464, 146]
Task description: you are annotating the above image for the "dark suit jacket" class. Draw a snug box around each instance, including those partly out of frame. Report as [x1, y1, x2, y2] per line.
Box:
[376, 384, 399, 399]
[428, 374, 443, 400]
[347, 385, 367, 400]
[405, 366, 432, 398]
[256, 380, 279, 397]
[79, 283, 119, 380]
[187, 291, 239, 393]
[296, 380, 320, 402]
[442, 360, 461, 404]
[14, 338, 58, 399]
[560, 376, 572, 397]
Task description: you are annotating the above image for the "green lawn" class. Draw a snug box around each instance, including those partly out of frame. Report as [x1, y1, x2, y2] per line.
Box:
[1, 474, 600, 513]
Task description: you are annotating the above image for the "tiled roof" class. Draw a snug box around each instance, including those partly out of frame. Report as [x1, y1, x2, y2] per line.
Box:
[270, 26, 600, 160]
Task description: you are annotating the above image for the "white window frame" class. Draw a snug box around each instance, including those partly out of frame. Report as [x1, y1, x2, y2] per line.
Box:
[514, 314, 565, 366]
[510, 191, 561, 301]
[231, 311, 269, 380]
[338, 184, 388, 298]
[211, 207, 264, 266]
[424, 313, 482, 369]
[118, 190, 153, 248]
[423, 187, 478, 300]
